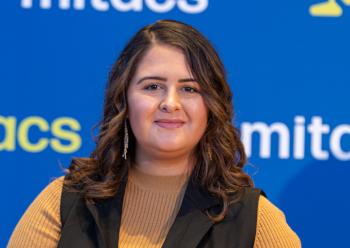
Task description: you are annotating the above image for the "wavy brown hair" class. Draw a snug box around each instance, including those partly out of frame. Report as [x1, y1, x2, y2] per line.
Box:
[65, 19, 253, 222]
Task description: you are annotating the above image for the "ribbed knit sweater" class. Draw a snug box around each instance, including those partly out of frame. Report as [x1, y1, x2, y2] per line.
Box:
[7, 168, 301, 248]
[119, 167, 189, 247]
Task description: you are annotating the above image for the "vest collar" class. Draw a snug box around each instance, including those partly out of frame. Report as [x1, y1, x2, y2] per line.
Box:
[162, 174, 221, 248]
[85, 170, 221, 248]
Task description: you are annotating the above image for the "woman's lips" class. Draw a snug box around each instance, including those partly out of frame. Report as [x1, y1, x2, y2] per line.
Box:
[154, 120, 185, 128]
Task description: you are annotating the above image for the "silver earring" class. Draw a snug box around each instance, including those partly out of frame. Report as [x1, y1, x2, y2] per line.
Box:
[208, 145, 213, 161]
[122, 120, 129, 160]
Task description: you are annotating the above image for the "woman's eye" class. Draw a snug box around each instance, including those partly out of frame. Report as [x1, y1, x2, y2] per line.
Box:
[182, 86, 198, 93]
[144, 84, 160, 90]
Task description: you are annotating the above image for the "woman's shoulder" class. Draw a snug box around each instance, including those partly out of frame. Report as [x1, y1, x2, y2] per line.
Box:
[257, 195, 286, 220]
[254, 195, 302, 248]
[45, 176, 65, 194]
[34, 175, 65, 205]
[21, 175, 65, 215]
[7, 176, 65, 247]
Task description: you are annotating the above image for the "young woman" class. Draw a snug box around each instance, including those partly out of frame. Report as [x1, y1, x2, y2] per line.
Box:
[8, 20, 301, 248]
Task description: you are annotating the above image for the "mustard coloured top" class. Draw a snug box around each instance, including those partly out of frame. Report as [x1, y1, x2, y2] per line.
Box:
[8, 168, 301, 248]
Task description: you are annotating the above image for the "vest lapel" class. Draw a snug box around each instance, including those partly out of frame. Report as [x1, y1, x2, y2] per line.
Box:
[84, 172, 221, 248]
[86, 177, 127, 248]
[162, 176, 221, 248]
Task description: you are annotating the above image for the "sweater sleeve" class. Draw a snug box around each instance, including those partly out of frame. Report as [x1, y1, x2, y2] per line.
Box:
[7, 176, 64, 248]
[254, 195, 301, 248]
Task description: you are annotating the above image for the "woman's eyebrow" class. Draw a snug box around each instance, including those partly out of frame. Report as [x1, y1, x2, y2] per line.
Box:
[137, 76, 166, 84]
[178, 78, 197, 83]
[136, 76, 197, 84]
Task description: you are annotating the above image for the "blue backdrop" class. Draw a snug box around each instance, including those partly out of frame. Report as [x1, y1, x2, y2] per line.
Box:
[1, 1, 350, 247]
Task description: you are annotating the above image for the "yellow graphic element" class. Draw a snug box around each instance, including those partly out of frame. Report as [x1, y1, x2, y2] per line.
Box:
[50, 117, 81, 153]
[310, 0, 350, 17]
[0, 115, 82, 153]
[18, 116, 50, 153]
[0, 116, 16, 151]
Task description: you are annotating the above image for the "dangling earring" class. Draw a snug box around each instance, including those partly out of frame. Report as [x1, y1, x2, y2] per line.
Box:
[122, 120, 129, 160]
[208, 145, 213, 161]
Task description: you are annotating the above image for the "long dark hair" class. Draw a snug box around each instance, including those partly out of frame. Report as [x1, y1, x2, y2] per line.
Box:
[65, 20, 253, 222]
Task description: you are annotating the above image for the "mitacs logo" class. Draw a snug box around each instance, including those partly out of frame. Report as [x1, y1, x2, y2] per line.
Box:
[310, 0, 350, 17]
[0, 115, 81, 154]
[20, 0, 208, 14]
[241, 116, 350, 161]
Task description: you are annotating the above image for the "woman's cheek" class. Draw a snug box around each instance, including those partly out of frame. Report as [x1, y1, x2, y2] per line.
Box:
[187, 98, 207, 116]
[132, 95, 158, 125]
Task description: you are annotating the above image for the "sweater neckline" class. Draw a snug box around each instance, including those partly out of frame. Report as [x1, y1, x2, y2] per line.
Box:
[128, 166, 190, 192]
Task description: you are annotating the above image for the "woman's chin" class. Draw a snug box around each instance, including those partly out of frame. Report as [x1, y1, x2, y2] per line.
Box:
[152, 143, 187, 154]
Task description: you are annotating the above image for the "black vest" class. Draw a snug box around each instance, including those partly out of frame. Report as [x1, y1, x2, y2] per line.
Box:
[58, 174, 264, 248]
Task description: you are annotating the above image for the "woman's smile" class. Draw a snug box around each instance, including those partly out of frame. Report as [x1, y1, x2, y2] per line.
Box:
[154, 119, 186, 129]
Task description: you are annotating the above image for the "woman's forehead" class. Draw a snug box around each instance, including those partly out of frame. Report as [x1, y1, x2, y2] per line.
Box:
[133, 44, 193, 79]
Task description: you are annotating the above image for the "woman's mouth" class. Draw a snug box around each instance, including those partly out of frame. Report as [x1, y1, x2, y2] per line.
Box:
[154, 119, 185, 128]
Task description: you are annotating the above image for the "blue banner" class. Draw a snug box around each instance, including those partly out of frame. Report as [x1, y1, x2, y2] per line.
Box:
[1, 1, 350, 247]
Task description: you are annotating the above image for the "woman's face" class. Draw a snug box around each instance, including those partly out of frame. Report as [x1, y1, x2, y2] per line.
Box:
[127, 44, 208, 158]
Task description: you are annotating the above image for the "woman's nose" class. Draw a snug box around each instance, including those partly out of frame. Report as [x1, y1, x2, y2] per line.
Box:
[159, 88, 181, 113]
